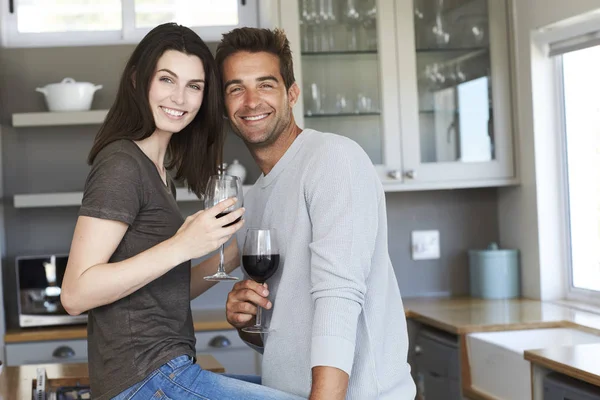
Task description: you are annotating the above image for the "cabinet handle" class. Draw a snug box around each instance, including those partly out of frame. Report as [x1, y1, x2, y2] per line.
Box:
[404, 170, 417, 179]
[52, 346, 75, 359]
[9, 0, 14, 14]
[387, 170, 402, 180]
[208, 335, 231, 349]
[240, 0, 246, 5]
[414, 345, 422, 355]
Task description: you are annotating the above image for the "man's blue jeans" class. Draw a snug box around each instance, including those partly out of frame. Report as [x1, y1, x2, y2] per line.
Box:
[111, 355, 305, 399]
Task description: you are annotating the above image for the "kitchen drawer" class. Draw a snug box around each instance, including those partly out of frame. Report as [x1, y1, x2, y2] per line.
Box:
[195, 330, 260, 376]
[544, 372, 600, 400]
[6, 339, 87, 366]
[415, 327, 460, 380]
[419, 372, 461, 400]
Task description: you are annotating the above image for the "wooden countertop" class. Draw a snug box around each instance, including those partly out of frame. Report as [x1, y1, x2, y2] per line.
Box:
[402, 297, 600, 334]
[5, 309, 233, 343]
[0, 354, 224, 399]
[404, 297, 600, 392]
[525, 344, 600, 388]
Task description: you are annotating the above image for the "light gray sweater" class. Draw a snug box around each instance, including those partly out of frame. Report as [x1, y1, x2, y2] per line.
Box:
[237, 129, 416, 399]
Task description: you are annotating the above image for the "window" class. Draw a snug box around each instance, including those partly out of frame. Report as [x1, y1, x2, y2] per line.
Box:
[1, 0, 257, 47]
[557, 44, 600, 293]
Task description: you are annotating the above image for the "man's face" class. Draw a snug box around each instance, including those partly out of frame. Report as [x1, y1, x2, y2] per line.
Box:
[222, 51, 298, 147]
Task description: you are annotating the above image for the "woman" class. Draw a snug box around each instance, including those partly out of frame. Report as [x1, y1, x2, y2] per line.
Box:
[61, 23, 303, 400]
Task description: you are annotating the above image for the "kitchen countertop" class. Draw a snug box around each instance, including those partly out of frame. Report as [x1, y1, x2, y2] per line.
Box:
[10, 297, 600, 392]
[525, 344, 600, 388]
[403, 297, 600, 335]
[0, 354, 224, 399]
[403, 297, 600, 393]
[5, 309, 233, 343]
[11, 298, 600, 342]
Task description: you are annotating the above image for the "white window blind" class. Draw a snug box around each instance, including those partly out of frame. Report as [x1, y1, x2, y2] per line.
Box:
[549, 30, 600, 57]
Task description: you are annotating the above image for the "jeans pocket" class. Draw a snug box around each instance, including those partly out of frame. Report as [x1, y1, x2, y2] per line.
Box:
[163, 355, 194, 380]
[152, 389, 173, 400]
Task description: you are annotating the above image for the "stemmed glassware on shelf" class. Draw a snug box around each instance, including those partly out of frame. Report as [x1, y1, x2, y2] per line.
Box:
[203, 170, 244, 282]
[431, 0, 450, 47]
[344, 0, 361, 51]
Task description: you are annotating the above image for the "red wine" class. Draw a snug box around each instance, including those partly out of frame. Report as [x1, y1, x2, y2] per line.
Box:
[242, 254, 280, 283]
[216, 212, 242, 227]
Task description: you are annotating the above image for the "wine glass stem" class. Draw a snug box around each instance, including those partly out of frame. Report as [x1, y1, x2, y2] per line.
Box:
[255, 304, 263, 329]
[218, 244, 226, 274]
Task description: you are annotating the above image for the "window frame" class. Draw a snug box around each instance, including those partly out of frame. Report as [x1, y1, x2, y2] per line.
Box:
[556, 53, 600, 303]
[0, 0, 258, 48]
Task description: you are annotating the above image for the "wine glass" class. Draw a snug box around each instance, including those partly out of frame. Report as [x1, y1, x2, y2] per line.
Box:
[241, 228, 280, 334]
[203, 174, 244, 281]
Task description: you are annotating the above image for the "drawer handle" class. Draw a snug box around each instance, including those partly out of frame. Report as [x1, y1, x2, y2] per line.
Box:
[208, 335, 231, 349]
[52, 346, 75, 359]
[414, 345, 422, 355]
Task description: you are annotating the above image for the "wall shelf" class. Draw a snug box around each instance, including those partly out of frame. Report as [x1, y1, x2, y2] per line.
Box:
[13, 186, 252, 208]
[12, 110, 109, 127]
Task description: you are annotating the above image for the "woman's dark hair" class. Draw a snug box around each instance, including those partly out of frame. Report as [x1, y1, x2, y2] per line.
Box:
[216, 28, 295, 90]
[88, 22, 223, 196]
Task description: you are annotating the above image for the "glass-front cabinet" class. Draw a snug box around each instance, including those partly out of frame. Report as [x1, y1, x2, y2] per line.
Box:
[284, 0, 403, 184]
[397, 0, 514, 184]
[278, 0, 515, 189]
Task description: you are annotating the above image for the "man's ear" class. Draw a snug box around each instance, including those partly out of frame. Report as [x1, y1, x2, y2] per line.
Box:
[288, 82, 300, 108]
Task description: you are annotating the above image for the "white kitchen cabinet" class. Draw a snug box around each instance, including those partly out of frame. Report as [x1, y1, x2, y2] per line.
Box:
[195, 329, 261, 376]
[276, 0, 516, 190]
[6, 338, 88, 366]
[5, 329, 260, 376]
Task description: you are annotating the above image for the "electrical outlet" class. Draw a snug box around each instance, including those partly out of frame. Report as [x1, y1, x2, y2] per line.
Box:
[411, 230, 440, 260]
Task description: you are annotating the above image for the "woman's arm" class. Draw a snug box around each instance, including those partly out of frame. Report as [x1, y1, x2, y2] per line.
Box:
[61, 199, 244, 315]
[189, 238, 240, 300]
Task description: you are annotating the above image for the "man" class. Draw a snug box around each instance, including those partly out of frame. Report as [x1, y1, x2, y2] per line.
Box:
[216, 28, 416, 400]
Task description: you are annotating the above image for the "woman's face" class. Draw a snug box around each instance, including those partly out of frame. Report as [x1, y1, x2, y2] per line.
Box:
[148, 49, 206, 134]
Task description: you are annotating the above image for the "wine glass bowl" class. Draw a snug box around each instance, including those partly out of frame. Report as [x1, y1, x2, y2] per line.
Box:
[241, 228, 280, 334]
[203, 174, 244, 282]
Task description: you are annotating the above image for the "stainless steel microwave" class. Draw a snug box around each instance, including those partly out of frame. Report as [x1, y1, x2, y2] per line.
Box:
[16, 254, 87, 328]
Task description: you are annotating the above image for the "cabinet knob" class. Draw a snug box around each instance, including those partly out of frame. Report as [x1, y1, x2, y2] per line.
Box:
[404, 170, 417, 179]
[52, 346, 75, 359]
[208, 335, 231, 349]
[388, 170, 402, 180]
[414, 345, 422, 355]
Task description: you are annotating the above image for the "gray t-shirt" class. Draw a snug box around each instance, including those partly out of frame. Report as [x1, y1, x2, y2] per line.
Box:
[79, 139, 195, 400]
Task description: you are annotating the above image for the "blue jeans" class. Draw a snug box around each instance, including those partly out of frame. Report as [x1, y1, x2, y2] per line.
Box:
[112, 355, 305, 400]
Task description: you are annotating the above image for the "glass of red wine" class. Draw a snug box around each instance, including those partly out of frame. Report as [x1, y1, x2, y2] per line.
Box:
[241, 228, 280, 334]
[203, 174, 244, 281]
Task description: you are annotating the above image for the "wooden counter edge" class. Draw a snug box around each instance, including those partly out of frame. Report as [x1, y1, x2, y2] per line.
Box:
[5, 320, 235, 343]
[463, 386, 497, 400]
[405, 309, 571, 335]
[524, 350, 600, 388]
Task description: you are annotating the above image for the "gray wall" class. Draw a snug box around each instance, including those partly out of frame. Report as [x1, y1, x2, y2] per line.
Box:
[0, 45, 499, 329]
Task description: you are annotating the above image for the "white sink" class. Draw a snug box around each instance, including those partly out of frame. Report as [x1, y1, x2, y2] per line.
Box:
[467, 328, 600, 400]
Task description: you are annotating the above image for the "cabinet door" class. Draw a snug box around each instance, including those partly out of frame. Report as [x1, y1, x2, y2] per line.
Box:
[280, 0, 404, 184]
[396, 0, 515, 184]
[195, 330, 260, 376]
[6, 339, 88, 366]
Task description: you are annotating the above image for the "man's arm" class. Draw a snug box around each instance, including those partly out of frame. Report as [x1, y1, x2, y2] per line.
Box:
[310, 366, 349, 400]
[306, 140, 381, 399]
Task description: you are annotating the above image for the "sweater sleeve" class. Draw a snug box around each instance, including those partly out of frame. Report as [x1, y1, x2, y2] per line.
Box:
[306, 139, 381, 375]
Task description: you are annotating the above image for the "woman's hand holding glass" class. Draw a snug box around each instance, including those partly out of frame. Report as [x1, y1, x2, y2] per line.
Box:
[173, 198, 245, 263]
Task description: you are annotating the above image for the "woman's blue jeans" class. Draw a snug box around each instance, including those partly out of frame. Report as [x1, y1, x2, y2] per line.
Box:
[111, 355, 305, 400]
